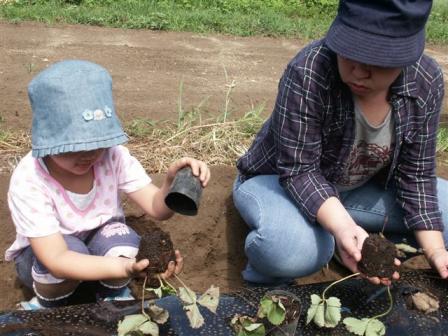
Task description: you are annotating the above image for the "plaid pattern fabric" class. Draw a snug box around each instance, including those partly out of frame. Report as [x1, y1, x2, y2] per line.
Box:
[237, 39, 445, 231]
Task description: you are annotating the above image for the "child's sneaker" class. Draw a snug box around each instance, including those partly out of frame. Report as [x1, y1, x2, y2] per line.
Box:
[98, 286, 135, 302]
[17, 296, 44, 310]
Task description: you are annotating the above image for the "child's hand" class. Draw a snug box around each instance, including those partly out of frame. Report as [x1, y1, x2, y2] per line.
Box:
[165, 157, 211, 188]
[123, 250, 183, 279]
[426, 248, 448, 279]
[160, 250, 184, 280]
[124, 258, 150, 278]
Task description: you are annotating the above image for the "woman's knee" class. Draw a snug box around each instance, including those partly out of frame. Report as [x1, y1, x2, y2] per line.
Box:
[245, 224, 335, 278]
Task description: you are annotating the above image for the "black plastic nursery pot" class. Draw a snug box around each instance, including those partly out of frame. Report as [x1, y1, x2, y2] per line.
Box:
[165, 167, 203, 216]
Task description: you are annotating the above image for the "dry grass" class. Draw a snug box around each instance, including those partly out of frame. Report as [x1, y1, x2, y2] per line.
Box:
[126, 107, 264, 173]
[0, 106, 265, 174]
[0, 107, 446, 174]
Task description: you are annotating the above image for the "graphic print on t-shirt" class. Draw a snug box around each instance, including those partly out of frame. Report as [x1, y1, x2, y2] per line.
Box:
[338, 140, 392, 187]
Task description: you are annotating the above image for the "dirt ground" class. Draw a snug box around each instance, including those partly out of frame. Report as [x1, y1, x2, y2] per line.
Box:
[0, 21, 447, 310]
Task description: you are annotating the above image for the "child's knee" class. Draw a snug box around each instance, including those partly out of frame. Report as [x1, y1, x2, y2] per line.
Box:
[88, 222, 140, 257]
[104, 245, 139, 258]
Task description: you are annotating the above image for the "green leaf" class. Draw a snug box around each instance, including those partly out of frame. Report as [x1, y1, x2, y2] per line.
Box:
[365, 319, 386, 336]
[161, 285, 177, 296]
[314, 302, 326, 328]
[257, 297, 272, 319]
[306, 294, 322, 325]
[325, 297, 341, 327]
[179, 286, 197, 305]
[268, 300, 286, 325]
[147, 305, 169, 324]
[231, 315, 266, 336]
[197, 285, 220, 313]
[145, 287, 163, 299]
[138, 320, 159, 335]
[343, 317, 369, 335]
[117, 314, 149, 336]
[184, 303, 204, 329]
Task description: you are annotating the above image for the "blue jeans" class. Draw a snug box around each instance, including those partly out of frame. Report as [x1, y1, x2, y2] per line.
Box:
[233, 175, 448, 284]
[14, 222, 140, 306]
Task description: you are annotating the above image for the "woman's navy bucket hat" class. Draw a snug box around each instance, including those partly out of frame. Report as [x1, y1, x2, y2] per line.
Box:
[29, 60, 128, 158]
[325, 0, 433, 68]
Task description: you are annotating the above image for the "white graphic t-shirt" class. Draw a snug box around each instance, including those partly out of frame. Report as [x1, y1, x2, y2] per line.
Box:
[5, 145, 151, 261]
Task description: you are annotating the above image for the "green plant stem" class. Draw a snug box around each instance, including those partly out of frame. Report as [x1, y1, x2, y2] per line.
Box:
[322, 273, 360, 301]
[177, 79, 184, 130]
[223, 79, 236, 123]
[141, 276, 150, 319]
[160, 275, 178, 294]
[174, 273, 196, 303]
[370, 286, 393, 320]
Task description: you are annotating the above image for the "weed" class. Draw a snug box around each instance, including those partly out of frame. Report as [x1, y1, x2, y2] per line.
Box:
[0, 0, 446, 43]
[437, 127, 448, 153]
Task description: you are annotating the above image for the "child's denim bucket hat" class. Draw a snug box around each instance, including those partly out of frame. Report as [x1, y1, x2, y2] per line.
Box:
[325, 0, 433, 68]
[29, 60, 128, 158]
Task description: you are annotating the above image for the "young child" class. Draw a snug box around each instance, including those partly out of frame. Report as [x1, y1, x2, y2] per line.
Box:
[234, 0, 448, 286]
[5, 60, 211, 309]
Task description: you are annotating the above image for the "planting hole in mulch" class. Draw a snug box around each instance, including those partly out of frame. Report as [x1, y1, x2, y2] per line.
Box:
[265, 290, 301, 336]
[358, 233, 397, 278]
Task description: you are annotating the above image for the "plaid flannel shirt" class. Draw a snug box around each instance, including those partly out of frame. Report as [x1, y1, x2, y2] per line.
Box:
[237, 39, 445, 231]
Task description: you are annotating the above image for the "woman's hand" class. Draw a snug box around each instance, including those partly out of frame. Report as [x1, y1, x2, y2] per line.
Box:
[165, 157, 211, 188]
[362, 258, 401, 286]
[333, 223, 368, 273]
[415, 231, 448, 279]
[426, 248, 448, 279]
[334, 225, 400, 286]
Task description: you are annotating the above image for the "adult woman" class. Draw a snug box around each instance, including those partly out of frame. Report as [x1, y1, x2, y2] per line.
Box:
[234, 0, 447, 285]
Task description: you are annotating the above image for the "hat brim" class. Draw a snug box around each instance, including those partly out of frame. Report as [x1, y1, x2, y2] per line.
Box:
[32, 133, 129, 158]
[325, 16, 425, 68]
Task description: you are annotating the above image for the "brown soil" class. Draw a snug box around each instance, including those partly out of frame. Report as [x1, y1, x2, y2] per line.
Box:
[0, 21, 447, 310]
[135, 227, 176, 276]
[358, 233, 397, 278]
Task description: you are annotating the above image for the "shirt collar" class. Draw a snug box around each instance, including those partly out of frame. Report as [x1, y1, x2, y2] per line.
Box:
[389, 63, 419, 99]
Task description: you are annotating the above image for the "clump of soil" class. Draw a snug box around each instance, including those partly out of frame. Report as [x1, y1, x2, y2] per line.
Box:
[136, 228, 176, 277]
[358, 234, 396, 278]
